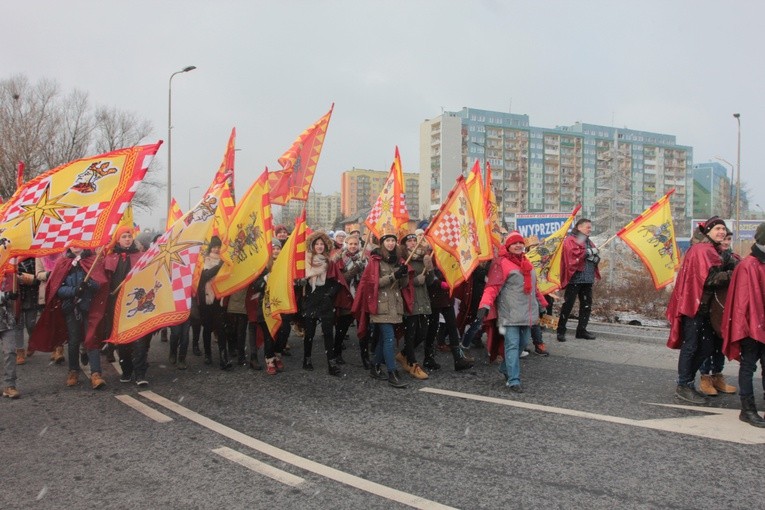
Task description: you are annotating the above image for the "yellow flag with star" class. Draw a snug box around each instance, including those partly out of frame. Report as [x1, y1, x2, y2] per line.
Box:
[109, 183, 224, 344]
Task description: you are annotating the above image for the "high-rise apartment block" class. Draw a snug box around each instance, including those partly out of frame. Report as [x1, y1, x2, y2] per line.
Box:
[692, 162, 732, 219]
[341, 168, 419, 219]
[280, 191, 341, 230]
[420, 108, 694, 233]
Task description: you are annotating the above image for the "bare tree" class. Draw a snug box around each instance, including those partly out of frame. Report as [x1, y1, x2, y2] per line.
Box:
[0, 75, 157, 210]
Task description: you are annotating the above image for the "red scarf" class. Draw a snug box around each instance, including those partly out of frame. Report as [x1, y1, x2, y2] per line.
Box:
[504, 250, 533, 294]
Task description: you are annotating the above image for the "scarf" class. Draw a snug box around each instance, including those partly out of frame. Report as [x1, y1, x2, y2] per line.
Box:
[504, 250, 533, 294]
[305, 252, 328, 290]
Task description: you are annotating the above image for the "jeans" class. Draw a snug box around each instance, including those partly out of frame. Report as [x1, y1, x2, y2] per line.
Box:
[498, 326, 530, 386]
[170, 321, 190, 358]
[557, 283, 593, 334]
[738, 338, 765, 398]
[2, 328, 18, 387]
[65, 311, 101, 373]
[677, 314, 714, 386]
[373, 323, 397, 372]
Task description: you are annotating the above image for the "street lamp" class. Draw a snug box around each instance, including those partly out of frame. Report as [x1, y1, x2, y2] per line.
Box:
[167, 65, 197, 216]
[733, 113, 741, 247]
[713, 156, 734, 218]
[187, 185, 200, 210]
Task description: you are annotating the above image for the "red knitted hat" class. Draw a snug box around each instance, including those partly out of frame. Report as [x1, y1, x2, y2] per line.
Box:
[504, 231, 524, 247]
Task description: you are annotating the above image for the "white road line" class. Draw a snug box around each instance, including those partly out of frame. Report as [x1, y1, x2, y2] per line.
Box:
[212, 446, 305, 487]
[421, 387, 765, 445]
[115, 395, 173, 423]
[139, 391, 456, 510]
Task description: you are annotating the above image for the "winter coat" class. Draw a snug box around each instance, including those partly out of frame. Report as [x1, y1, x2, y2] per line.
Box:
[227, 288, 247, 315]
[479, 255, 545, 327]
[721, 244, 765, 361]
[560, 229, 601, 288]
[404, 255, 434, 316]
[370, 256, 407, 324]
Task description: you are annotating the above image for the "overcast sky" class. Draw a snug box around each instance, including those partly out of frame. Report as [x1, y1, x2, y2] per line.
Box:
[4, 1, 763, 228]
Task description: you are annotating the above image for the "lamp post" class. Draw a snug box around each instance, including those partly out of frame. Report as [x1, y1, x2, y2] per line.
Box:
[167, 65, 197, 216]
[187, 185, 200, 211]
[733, 113, 741, 247]
[713, 156, 734, 219]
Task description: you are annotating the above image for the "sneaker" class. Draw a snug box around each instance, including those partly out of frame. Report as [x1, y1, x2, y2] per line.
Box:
[369, 364, 387, 380]
[135, 378, 149, 387]
[454, 357, 473, 371]
[2, 386, 20, 399]
[168, 353, 177, 365]
[266, 360, 278, 376]
[302, 358, 314, 371]
[507, 383, 524, 393]
[534, 343, 550, 356]
[556, 333, 566, 342]
[675, 384, 708, 405]
[119, 373, 133, 383]
[575, 330, 596, 340]
[15, 349, 26, 365]
[91, 372, 106, 390]
[387, 370, 408, 389]
[274, 357, 284, 372]
[520, 350, 529, 358]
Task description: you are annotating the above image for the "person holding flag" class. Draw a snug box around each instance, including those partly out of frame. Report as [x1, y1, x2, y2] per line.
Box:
[556, 219, 601, 342]
[1, 271, 21, 399]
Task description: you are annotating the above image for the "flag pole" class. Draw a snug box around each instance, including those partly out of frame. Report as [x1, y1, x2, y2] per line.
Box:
[598, 234, 619, 250]
[403, 236, 424, 265]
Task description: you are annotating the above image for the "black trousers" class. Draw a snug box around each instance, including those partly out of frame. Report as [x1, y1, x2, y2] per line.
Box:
[557, 283, 593, 335]
[303, 317, 335, 360]
[403, 314, 429, 364]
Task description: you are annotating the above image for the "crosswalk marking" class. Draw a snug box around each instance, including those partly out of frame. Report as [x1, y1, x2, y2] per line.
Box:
[421, 387, 765, 445]
[138, 390, 457, 510]
[115, 394, 173, 423]
[212, 446, 306, 487]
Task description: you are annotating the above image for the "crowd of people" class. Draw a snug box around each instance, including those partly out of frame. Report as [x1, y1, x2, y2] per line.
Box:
[2, 214, 765, 431]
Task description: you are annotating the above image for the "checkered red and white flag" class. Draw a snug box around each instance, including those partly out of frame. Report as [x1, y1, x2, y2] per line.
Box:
[365, 146, 409, 238]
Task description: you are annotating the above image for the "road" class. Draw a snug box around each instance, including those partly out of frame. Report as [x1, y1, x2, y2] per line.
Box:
[2, 326, 763, 509]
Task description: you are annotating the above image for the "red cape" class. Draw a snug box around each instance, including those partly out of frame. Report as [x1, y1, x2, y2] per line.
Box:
[351, 253, 413, 338]
[29, 252, 109, 352]
[559, 234, 601, 289]
[329, 257, 354, 312]
[666, 242, 722, 349]
[721, 253, 765, 360]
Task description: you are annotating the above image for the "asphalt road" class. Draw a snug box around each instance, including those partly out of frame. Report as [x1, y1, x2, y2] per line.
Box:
[2, 326, 763, 510]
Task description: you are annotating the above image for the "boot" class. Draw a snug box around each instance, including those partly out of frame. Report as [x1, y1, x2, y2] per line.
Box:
[395, 351, 411, 372]
[423, 356, 441, 371]
[739, 395, 765, 428]
[408, 363, 429, 380]
[265, 358, 278, 376]
[302, 357, 314, 371]
[698, 374, 718, 396]
[177, 356, 187, 370]
[66, 370, 79, 387]
[334, 353, 346, 365]
[327, 358, 341, 377]
[370, 364, 386, 380]
[711, 373, 736, 394]
[452, 348, 473, 371]
[387, 370, 408, 389]
[91, 372, 106, 390]
[274, 355, 284, 372]
[359, 338, 370, 370]
[675, 384, 708, 405]
[219, 349, 232, 370]
[2, 386, 20, 399]
[192, 341, 202, 357]
[51, 346, 65, 364]
[15, 348, 26, 365]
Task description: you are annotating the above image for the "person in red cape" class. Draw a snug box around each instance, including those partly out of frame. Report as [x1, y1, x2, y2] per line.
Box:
[29, 245, 109, 389]
[556, 218, 601, 342]
[351, 231, 412, 388]
[246, 238, 284, 375]
[721, 222, 765, 427]
[475, 231, 546, 393]
[666, 216, 729, 405]
[327, 234, 358, 366]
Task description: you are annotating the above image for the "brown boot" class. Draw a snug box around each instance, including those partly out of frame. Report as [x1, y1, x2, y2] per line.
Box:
[66, 370, 79, 387]
[2, 386, 20, 399]
[91, 372, 106, 390]
[408, 363, 429, 380]
[51, 346, 65, 364]
[698, 374, 718, 396]
[395, 352, 411, 372]
[711, 373, 736, 394]
[16, 348, 26, 365]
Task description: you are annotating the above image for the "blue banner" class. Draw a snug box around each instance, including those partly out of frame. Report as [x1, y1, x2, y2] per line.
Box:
[515, 213, 571, 240]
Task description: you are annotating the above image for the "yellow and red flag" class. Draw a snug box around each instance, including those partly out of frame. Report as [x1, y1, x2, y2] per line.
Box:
[0, 142, 160, 261]
[424, 175, 481, 292]
[466, 160, 492, 261]
[365, 146, 410, 238]
[268, 104, 334, 205]
[166, 198, 183, 230]
[484, 162, 503, 249]
[264, 210, 306, 337]
[116, 202, 136, 235]
[109, 182, 224, 344]
[528, 205, 580, 295]
[212, 170, 273, 297]
[616, 189, 680, 289]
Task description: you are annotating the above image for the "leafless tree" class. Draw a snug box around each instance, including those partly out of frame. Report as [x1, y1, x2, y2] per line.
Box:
[0, 75, 158, 211]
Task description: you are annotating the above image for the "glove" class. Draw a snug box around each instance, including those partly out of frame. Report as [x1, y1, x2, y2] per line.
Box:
[394, 265, 408, 279]
[423, 254, 434, 272]
[294, 278, 307, 287]
[5, 291, 18, 301]
[474, 307, 488, 323]
[586, 247, 600, 257]
[440, 281, 449, 290]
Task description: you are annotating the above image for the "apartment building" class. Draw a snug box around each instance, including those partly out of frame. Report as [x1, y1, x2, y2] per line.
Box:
[692, 162, 732, 219]
[280, 191, 341, 230]
[341, 168, 419, 219]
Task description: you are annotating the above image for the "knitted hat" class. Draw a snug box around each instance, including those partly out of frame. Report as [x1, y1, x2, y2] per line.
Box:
[379, 231, 397, 243]
[755, 222, 765, 245]
[334, 230, 347, 240]
[400, 233, 417, 244]
[700, 216, 726, 235]
[504, 230, 524, 247]
[274, 224, 288, 235]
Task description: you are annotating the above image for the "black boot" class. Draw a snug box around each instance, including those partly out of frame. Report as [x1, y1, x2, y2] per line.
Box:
[327, 358, 341, 376]
[452, 347, 473, 371]
[387, 370, 408, 389]
[359, 337, 370, 370]
[370, 364, 386, 380]
[192, 340, 202, 357]
[739, 396, 765, 428]
[423, 356, 441, 371]
[303, 357, 314, 371]
[219, 348, 232, 370]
